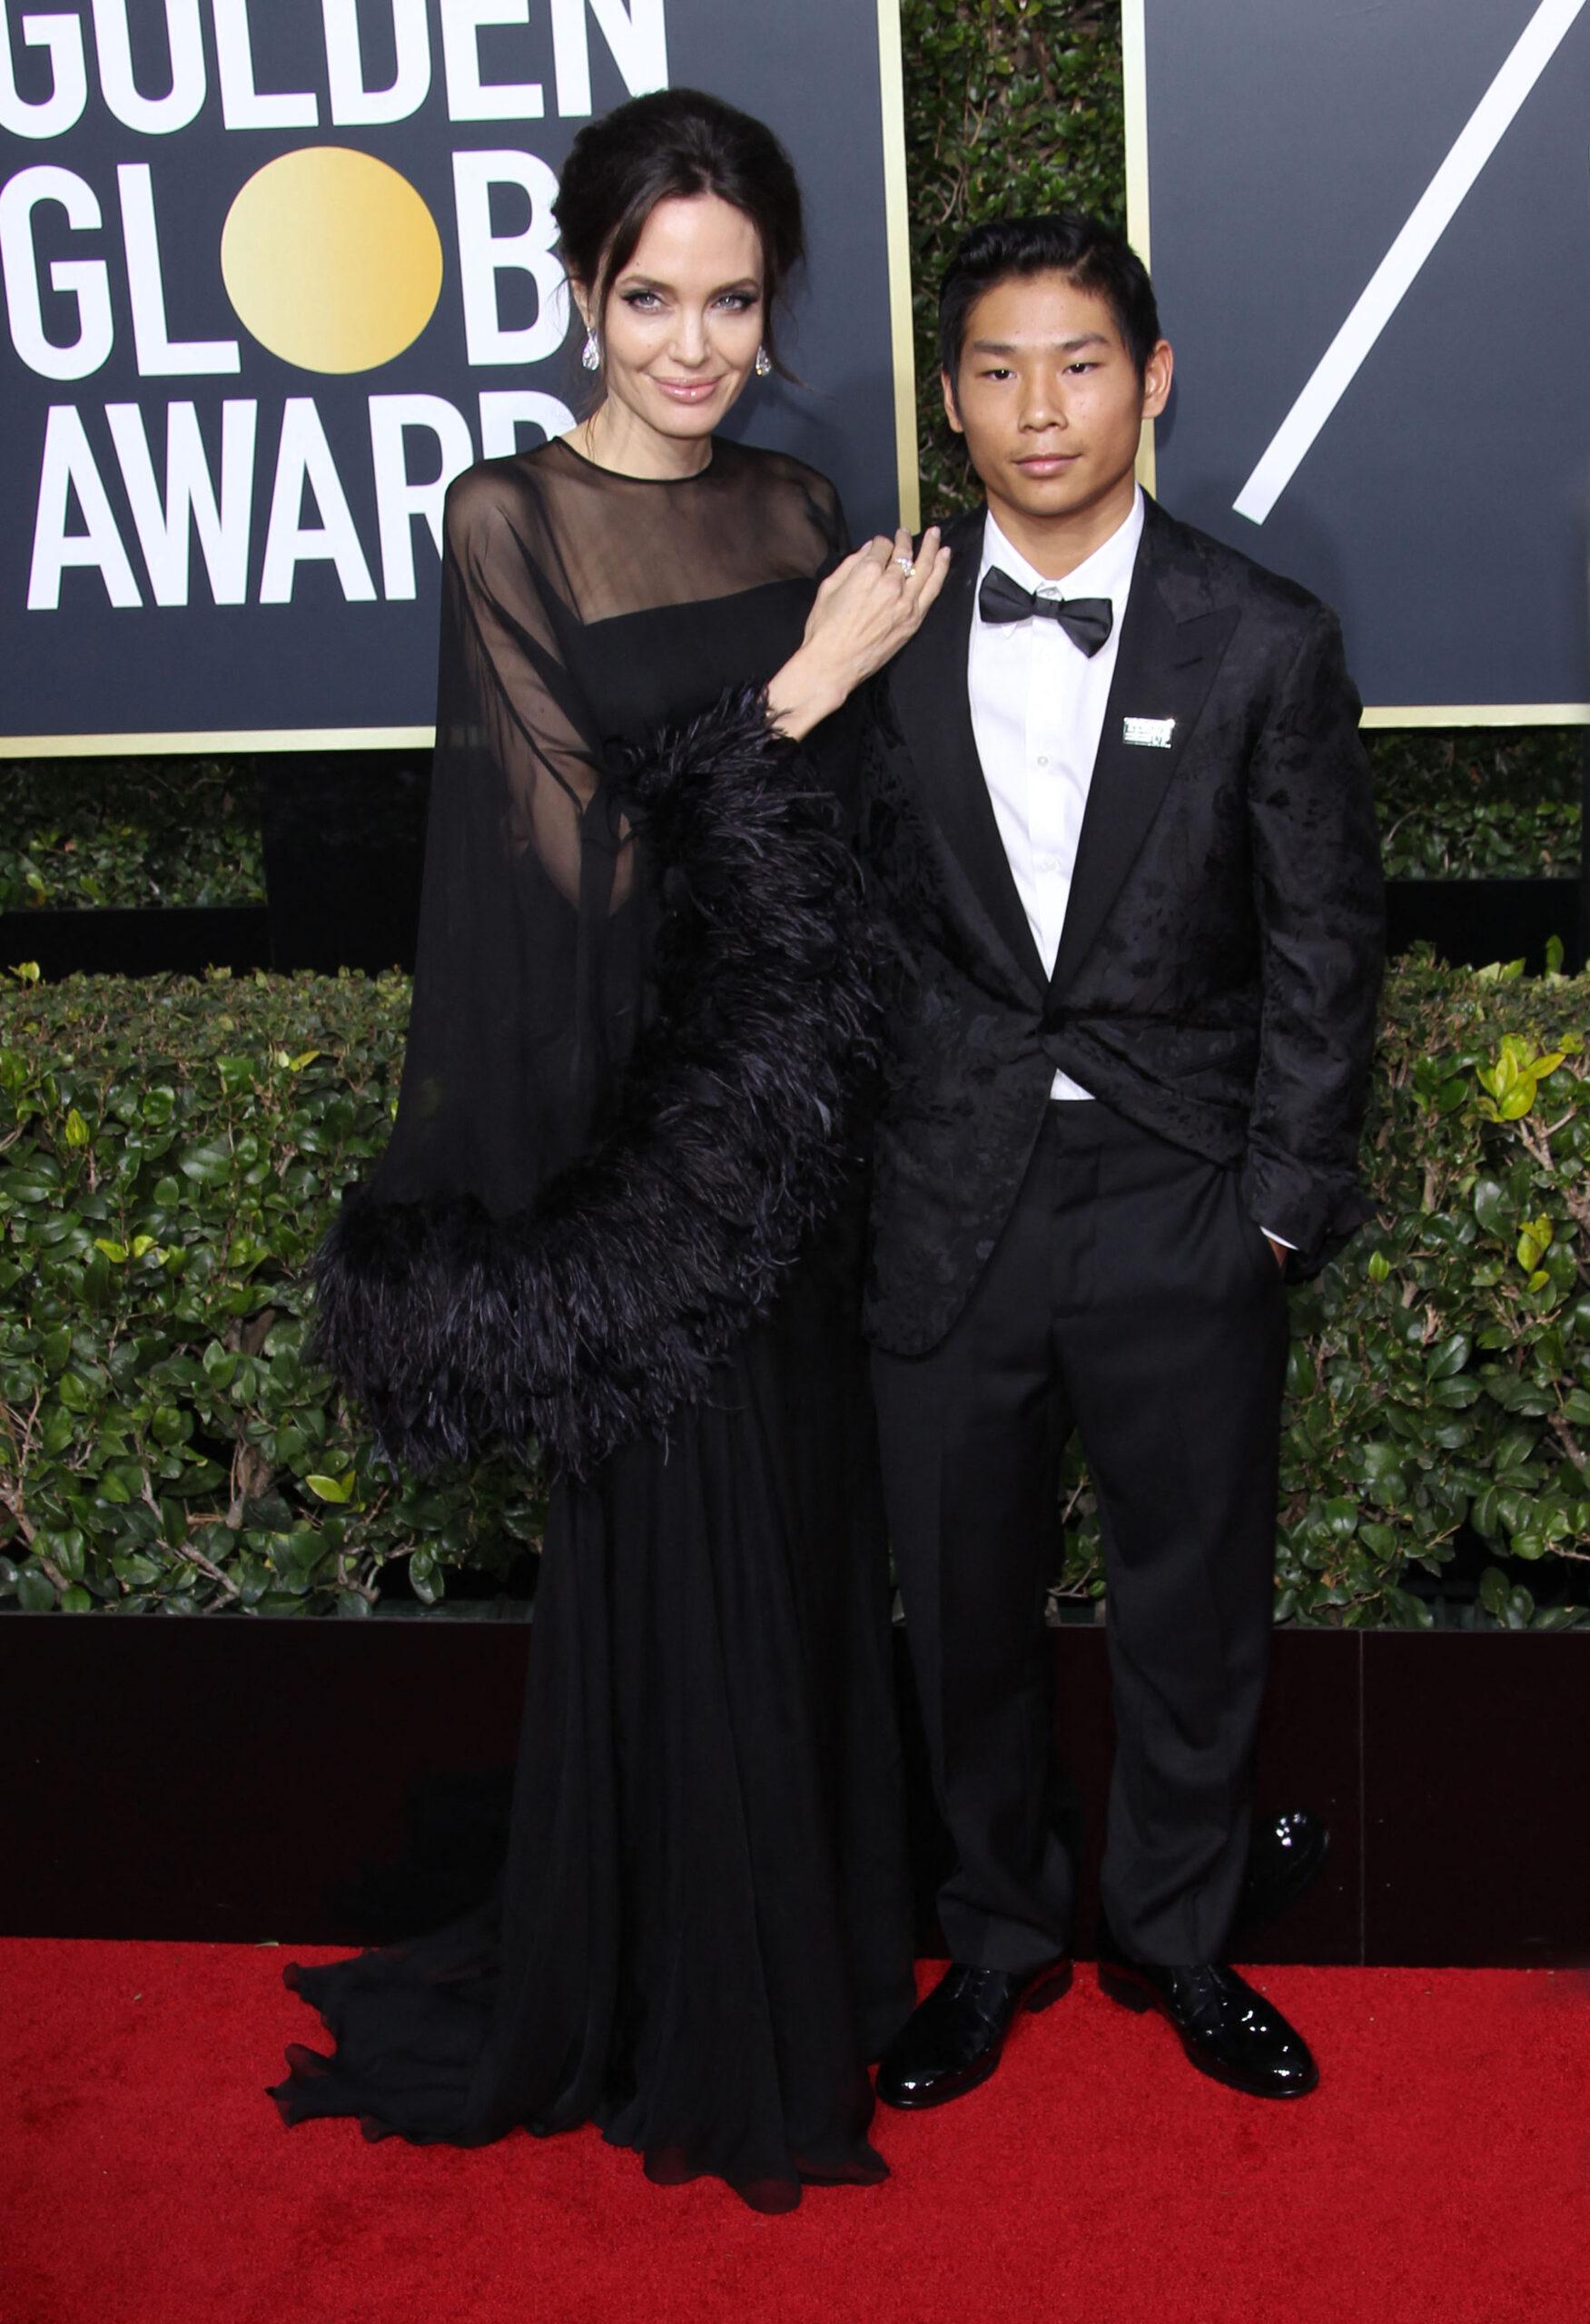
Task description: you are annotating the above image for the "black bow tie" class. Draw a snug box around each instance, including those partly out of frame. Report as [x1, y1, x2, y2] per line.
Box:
[978, 566, 1114, 655]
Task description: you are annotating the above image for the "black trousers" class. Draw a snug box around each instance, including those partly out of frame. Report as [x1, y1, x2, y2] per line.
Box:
[871, 1100, 1289, 1970]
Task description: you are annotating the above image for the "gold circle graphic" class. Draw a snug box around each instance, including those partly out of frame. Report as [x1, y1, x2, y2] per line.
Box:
[221, 146, 442, 375]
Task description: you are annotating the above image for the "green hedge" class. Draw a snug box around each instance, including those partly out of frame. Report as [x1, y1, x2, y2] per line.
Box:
[4, 723, 1575, 913]
[0, 970, 541, 1618]
[1368, 730, 1581, 881]
[2, 956, 1586, 1625]
[0, 758, 266, 912]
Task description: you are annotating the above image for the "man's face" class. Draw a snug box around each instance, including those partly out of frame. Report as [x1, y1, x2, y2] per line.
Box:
[942, 271, 1171, 533]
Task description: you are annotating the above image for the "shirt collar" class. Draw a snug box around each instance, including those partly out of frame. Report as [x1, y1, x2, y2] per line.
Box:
[978, 486, 1145, 611]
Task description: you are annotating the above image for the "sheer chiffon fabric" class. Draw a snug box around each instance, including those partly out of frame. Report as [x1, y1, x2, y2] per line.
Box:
[272, 438, 914, 2211]
[366, 433, 870, 1216]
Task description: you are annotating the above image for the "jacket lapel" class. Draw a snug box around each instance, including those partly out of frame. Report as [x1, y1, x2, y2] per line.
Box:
[887, 508, 1047, 994]
[1049, 497, 1239, 998]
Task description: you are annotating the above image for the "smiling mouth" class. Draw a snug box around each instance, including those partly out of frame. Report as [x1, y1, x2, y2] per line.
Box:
[654, 377, 724, 400]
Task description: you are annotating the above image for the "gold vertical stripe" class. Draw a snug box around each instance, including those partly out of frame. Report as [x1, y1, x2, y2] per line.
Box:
[876, 0, 922, 531]
[1358, 704, 1590, 729]
[0, 727, 438, 758]
[1121, 0, 1156, 497]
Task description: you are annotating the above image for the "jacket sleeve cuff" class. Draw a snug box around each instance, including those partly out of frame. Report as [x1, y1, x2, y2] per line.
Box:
[1240, 1149, 1373, 1281]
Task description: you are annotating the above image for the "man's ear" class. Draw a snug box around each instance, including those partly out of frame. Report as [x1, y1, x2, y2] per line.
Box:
[1141, 338, 1174, 423]
[940, 369, 965, 436]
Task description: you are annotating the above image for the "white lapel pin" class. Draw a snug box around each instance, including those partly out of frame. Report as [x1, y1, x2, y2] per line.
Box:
[1122, 716, 1176, 749]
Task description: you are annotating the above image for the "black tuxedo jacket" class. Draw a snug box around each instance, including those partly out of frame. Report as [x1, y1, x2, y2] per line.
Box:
[860, 492, 1385, 1357]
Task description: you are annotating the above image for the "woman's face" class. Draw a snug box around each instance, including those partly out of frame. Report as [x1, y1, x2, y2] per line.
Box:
[583, 193, 766, 458]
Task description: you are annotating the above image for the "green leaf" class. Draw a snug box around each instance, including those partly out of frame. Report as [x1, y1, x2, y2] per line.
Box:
[1479, 1047, 1516, 1098]
[1426, 1334, 1471, 1381]
[1473, 1179, 1507, 1235]
[179, 1139, 235, 1187]
[305, 1473, 355, 1504]
[1359, 1442, 1406, 1486]
[39, 1403, 76, 1457]
[112, 1552, 163, 1588]
[38, 1527, 86, 1581]
[64, 1106, 89, 1147]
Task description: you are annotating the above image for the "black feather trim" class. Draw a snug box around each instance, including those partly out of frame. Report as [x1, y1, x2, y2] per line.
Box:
[312, 686, 879, 1480]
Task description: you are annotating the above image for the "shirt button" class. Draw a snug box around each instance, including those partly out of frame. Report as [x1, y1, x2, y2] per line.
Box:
[1035, 754, 1050, 768]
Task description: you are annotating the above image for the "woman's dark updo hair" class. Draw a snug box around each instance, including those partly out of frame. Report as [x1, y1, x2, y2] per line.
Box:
[554, 87, 805, 376]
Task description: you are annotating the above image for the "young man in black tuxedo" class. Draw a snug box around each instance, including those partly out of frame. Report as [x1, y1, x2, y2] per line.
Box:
[863, 215, 1384, 2107]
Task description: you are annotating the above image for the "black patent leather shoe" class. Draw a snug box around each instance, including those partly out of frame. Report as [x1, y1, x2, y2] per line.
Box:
[874, 1959, 1072, 2111]
[1239, 1810, 1328, 1934]
[1098, 1952, 1318, 2099]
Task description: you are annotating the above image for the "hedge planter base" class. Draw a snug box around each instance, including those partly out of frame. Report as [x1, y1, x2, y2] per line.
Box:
[5, 1618, 1585, 1966]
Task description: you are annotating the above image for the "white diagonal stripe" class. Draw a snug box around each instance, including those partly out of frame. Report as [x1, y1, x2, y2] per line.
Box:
[1233, 0, 1587, 525]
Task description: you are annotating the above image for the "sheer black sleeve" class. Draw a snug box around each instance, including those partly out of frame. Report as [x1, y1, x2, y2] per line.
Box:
[373, 467, 639, 1215]
[312, 451, 878, 1480]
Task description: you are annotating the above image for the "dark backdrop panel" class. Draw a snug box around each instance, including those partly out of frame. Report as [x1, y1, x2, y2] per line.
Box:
[1141, 0, 1590, 713]
[0, 0, 910, 743]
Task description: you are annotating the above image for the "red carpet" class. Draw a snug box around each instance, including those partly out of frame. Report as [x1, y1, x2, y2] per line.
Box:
[6, 1943, 1590, 2324]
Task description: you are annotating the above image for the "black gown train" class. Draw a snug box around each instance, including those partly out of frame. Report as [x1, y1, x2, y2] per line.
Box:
[269, 436, 915, 2212]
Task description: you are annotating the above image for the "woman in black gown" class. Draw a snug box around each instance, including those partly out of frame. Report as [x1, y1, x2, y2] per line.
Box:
[269, 90, 950, 2211]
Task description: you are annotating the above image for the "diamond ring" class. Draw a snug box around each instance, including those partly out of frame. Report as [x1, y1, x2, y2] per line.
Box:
[894, 555, 915, 576]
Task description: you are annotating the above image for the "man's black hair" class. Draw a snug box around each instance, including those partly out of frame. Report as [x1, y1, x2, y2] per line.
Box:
[938, 212, 1160, 385]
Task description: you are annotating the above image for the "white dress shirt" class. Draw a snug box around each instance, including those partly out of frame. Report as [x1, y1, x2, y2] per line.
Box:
[965, 491, 1294, 1253]
[967, 487, 1145, 1101]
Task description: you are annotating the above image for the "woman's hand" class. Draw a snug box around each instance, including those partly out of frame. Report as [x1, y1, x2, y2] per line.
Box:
[766, 527, 952, 741]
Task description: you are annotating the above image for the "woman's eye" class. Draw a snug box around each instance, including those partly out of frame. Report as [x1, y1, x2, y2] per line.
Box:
[621, 290, 662, 310]
[715, 291, 757, 310]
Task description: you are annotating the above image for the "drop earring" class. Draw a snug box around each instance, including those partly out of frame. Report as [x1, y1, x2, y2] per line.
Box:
[581, 328, 600, 373]
[755, 345, 772, 379]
